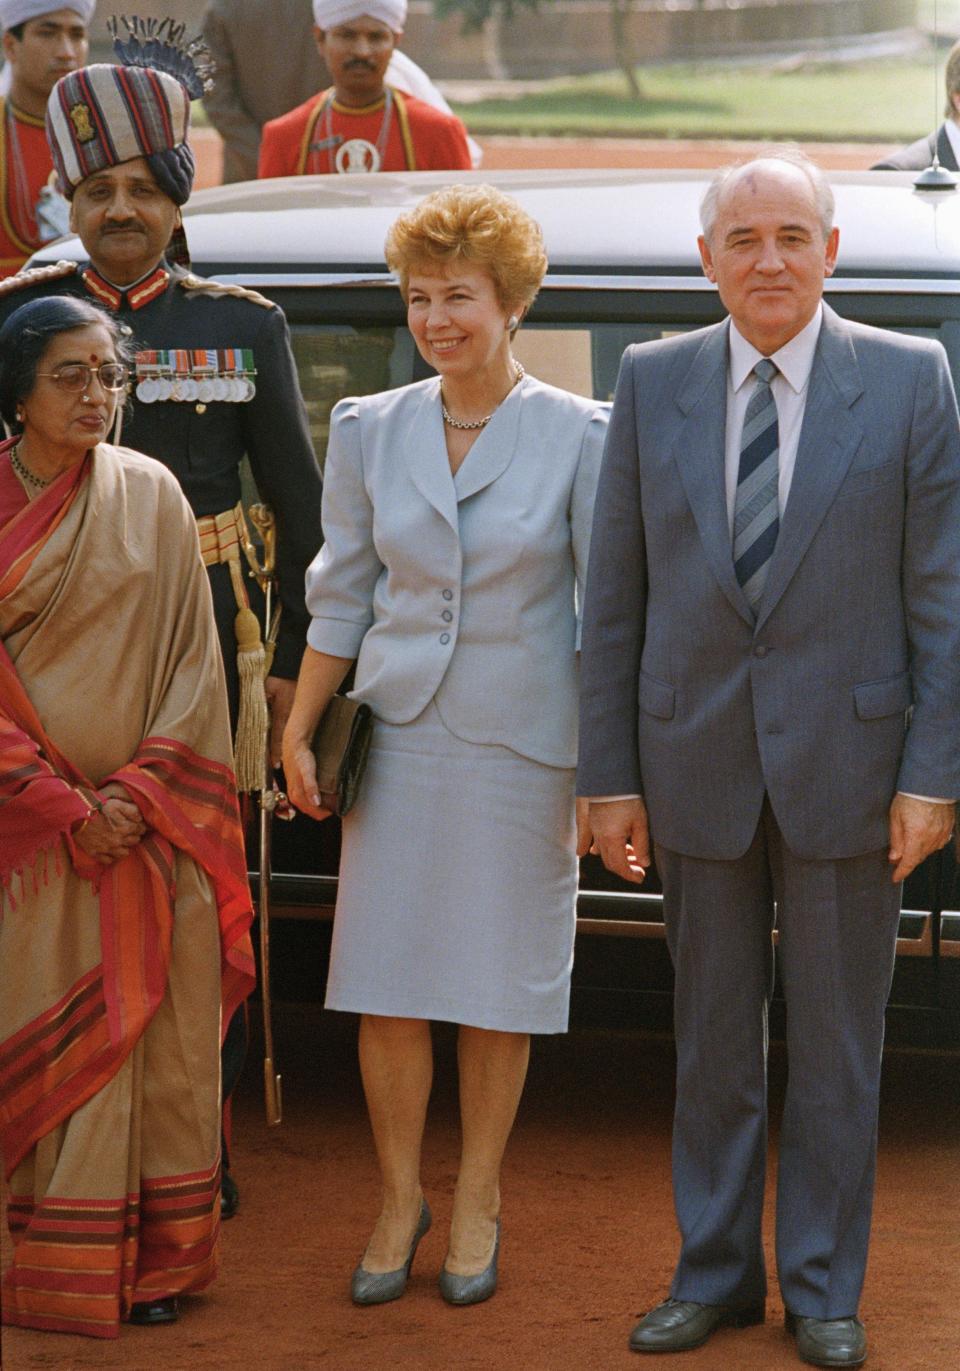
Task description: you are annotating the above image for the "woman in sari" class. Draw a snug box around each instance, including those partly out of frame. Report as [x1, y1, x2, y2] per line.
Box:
[0, 297, 255, 1339]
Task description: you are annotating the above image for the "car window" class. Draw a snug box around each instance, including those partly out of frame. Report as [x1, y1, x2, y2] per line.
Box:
[284, 314, 960, 469]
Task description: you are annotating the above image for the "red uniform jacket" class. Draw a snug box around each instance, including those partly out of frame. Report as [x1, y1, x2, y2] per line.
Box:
[257, 86, 472, 176]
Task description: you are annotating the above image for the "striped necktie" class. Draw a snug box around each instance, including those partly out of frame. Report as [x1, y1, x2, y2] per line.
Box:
[733, 358, 780, 612]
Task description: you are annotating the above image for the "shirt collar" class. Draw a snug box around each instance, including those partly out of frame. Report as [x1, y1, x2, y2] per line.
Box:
[728, 304, 823, 396]
[82, 262, 170, 312]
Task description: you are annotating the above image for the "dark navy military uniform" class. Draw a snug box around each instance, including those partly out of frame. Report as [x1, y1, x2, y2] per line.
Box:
[0, 259, 324, 720]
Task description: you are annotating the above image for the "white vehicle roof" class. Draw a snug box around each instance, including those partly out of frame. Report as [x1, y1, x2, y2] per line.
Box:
[33, 168, 960, 281]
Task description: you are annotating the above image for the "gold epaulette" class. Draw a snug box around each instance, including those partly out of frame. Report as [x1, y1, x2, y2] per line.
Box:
[177, 273, 273, 309]
[0, 260, 79, 297]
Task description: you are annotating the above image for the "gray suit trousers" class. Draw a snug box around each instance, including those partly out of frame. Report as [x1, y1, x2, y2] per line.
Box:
[656, 802, 901, 1318]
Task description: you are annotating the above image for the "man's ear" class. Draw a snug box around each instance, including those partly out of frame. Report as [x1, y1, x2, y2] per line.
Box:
[2, 31, 17, 65]
[697, 234, 717, 283]
[68, 197, 78, 235]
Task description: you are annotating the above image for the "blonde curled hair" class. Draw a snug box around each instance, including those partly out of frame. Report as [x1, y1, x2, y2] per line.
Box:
[385, 183, 548, 315]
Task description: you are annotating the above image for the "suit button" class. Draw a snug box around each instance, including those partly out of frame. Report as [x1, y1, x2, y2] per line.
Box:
[440, 632, 451, 644]
[754, 645, 768, 658]
[442, 589, 454, 601]
[441, 610, 453, 623]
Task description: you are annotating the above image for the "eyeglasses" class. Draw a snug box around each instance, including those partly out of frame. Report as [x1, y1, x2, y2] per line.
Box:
[35, 362, 129, 393]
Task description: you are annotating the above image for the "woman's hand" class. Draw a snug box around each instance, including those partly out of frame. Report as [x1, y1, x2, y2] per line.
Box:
[74, 786, 147, 865]
[279, 647, 355, 823]
[281, 730, 331, 823]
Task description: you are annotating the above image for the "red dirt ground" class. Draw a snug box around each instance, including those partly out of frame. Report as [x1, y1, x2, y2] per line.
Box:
[3, 1007, 958, 1371]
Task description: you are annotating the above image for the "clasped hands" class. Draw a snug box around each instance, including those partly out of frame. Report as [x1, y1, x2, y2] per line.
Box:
[74, 782, 146, 866]
[578, 793, 956, 887]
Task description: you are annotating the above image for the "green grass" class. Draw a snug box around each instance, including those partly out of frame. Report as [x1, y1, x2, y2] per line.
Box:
[449, 57, 950, 142]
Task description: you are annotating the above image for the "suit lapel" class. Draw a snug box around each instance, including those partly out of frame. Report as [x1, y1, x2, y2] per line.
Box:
[937, 124, 959, 172]
[673, 322, 755, 627]
[453, 377, 523, 503]
[755, 305, 864, 628]
[401, 380, 459, 532]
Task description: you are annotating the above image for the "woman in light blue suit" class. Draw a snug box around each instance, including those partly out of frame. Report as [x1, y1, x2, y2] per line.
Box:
[283, 185, 607, 1308]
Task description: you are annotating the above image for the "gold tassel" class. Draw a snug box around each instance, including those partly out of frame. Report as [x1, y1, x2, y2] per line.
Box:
[229, 558, 268, 793]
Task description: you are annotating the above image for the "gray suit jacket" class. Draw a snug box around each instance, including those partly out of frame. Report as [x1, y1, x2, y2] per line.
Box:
[872, 125, 959, 172]
[577, 305, 960, 860]
[307, 375, 608, 767]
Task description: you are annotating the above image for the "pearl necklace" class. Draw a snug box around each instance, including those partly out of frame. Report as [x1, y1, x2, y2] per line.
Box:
[10, 442, 50, 490]
[441, 360, 525, 430]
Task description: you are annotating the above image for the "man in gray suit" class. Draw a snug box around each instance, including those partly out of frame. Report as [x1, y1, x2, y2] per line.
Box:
[578, 151, 960, 1367]
[872, 39, 960, 172]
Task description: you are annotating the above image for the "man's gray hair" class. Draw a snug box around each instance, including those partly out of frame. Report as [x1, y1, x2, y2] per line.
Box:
[699, 147, 835, 244]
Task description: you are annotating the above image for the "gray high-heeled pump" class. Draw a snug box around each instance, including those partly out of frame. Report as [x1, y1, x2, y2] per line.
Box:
[438, 1217, 500, 1306]
[350, 1198, 432, 1305]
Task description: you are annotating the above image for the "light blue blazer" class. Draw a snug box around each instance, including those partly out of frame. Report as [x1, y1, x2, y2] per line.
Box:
[306, 374, 608, 768]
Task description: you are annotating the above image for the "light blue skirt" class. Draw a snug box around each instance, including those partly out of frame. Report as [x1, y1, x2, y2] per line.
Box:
[324, 700, 578, 1033]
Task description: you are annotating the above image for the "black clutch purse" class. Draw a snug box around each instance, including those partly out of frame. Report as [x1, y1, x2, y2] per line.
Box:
[310, 695, 373, 817]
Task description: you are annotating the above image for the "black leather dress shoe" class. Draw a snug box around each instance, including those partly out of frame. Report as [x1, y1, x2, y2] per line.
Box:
[221, 1171, 239, 1220]
[785, 1312, 867, 1367]
[129, 1296, 179, 1326]
[629, 1297, 765, 1353]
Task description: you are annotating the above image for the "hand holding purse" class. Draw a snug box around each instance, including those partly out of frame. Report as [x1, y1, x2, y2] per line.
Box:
[310, 695, 373, 816]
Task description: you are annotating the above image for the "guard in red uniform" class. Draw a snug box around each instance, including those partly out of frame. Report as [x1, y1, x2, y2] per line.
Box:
[257, 0, 472, 177]
[0, 2, 92, 275]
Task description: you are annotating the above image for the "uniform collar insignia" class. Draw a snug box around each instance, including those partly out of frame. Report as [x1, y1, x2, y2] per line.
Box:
[82, 264, 170, 312]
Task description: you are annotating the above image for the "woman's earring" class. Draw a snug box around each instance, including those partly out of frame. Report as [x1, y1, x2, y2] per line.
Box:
[15, 407, 24, 422]
[507, 314, 519, 331]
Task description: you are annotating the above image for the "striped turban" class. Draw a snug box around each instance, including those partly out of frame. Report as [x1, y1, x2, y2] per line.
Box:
[46, 62, 195, 204]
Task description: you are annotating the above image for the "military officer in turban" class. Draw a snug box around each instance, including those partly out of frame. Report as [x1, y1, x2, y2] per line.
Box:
[0, 16, 324, 1222]
[257, 0, 472, 176]
[0, 1, 93, 275]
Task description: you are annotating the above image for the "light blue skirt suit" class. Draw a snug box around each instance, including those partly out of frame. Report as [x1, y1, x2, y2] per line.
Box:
[306, 373, 607, 1032]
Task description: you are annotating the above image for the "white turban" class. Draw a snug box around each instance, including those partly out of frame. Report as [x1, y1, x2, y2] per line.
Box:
[0, 0, 95, 29]
[312, 0, 407, 34]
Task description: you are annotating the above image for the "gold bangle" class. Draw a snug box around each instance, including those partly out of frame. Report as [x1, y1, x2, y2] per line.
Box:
[75, 805, 99, 837]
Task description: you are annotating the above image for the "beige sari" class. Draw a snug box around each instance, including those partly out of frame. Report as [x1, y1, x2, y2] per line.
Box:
[0, 440, 254, 1338]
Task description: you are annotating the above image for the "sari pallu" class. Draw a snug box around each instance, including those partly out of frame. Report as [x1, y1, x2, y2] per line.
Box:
[0, 439, 255, 1338]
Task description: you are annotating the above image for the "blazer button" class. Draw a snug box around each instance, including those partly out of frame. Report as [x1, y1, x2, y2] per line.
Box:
[440, 632, 451, 644]
[754, 645, 768, 658]
[442, 589, 454, 601]
[441, 610, 453, 622]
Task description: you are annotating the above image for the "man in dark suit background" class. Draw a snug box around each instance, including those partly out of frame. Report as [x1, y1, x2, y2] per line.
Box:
[872, 38, 960, 170]
[578, 150, 960, 1367]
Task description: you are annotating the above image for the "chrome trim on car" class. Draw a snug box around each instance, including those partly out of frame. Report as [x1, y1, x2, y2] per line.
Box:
[211, 271, 960, 296]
